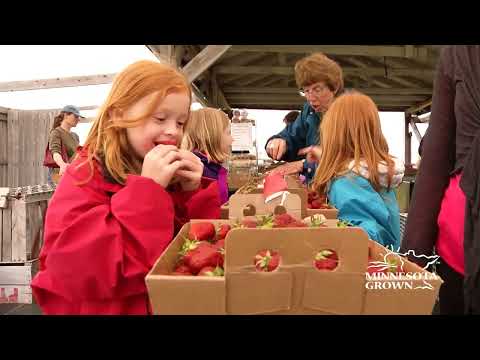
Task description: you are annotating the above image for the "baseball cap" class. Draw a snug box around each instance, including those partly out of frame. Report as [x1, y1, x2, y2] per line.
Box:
[62, 105, 85, 118]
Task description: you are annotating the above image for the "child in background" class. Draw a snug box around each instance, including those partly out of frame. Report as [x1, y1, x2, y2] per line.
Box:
[312, 91, 405, 249]
[31, 60, 221, 315]
[182, 108, 232, 204]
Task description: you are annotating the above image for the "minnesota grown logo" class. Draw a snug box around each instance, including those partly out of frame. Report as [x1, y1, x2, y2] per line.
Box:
[366, 248, 440, 290]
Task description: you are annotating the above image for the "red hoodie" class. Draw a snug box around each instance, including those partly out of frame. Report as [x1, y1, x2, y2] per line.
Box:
[31, 150, 220, 315]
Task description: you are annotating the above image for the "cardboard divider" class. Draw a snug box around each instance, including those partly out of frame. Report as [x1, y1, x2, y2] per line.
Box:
[223, 226, 370, 314]
[228, 193, 302, 219]
[306, 208, 339, 219]
[226, 272, 293, 314]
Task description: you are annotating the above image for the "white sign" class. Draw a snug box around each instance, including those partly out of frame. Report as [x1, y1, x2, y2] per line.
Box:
[231, 122, 253, 151]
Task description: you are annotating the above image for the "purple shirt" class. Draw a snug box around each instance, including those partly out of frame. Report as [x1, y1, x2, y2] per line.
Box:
[193, 151, 229, 204]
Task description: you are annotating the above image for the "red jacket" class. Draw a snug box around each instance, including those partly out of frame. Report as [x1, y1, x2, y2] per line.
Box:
[31, 152, 221, 315]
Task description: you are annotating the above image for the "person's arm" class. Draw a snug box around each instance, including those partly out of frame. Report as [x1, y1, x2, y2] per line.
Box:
[266, 104, 309, 161]
[49, 130, 68, 173]
[400, 48, 457, 265]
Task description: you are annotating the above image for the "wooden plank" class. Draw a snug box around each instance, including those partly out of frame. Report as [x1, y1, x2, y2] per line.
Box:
[0, 73, 116, 92]
[7, 110, 17, 187]
[0, 209, 3, 260]
[11, 199, 27, 262]
[216, 65, 435, 78]
[18, 111, 26, 187]
[182, 45, 232, 82]
[229, 45, 429, 59]
[406, 98, 432, 115]
[222, 87, 433, 95]
[0, 118, 7, 187]
[30, 201, 47, 260]
[0, 264, 32, 285]
[2, 207, 11, 262]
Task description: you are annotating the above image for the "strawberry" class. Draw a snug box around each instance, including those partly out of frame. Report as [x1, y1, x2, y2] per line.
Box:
[184, 242, 223, 274]
[241, 219, 258, 228]
[304, 214, 327, 227]
[273, 213, 307, 228]
[214, 239, 225, 268]
[254, 249, 281, 272]
[198, 266, 224, 277]
[217, 224, 231, 240]
[215, 239, 225, 250]
[178, 237, 200, 257]
[337, 219, 352, 228]
[314, 249, 339, 271]
[189, 222, 216, 242]
[171, 264, 193, 276]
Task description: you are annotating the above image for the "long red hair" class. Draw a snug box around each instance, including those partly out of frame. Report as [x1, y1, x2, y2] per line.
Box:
[312, 91, 395, 195]
[79, 60, 191, 185]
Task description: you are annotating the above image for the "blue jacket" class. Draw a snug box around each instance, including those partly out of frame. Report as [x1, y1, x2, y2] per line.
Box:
[266, 102, 321, 183]
[267, 102, 321, 161]
[328, 173, 401, 250]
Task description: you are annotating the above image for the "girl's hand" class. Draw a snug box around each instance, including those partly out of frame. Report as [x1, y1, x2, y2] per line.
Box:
[141, 145, 183, 188]
[174, 150, 204, 192]
[298, 146, 322, 163]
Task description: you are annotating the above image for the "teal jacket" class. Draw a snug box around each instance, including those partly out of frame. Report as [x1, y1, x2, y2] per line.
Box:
[328, 173, 401, 250]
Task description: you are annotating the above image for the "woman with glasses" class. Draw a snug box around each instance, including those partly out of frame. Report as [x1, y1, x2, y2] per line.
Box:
[265, 52, 343, 184]
[46, 105, 83, 184]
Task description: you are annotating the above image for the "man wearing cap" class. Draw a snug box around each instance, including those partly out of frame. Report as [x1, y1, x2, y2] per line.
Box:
[46, 105, 84, 184]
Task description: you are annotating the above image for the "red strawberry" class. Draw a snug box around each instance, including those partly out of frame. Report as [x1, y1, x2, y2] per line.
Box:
[273, 213, 296, 227]
[214, 240, 225, 268]
[184, 242, 223, 274]
[273, 213, 307, 228]
[215, 239, 225, 250]
[314, 249, 339, 271]
[217, 224, 231, 240]
[198, 266, 224, 277]
[254, 250, 281, 272]
[171, 264, 193, 276]
[189, 222, 216, 242]
[241, 219, 258, 228]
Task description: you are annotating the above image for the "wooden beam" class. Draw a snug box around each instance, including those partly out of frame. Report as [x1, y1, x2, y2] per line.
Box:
[227, 93, 427, 103]
[236, 75, 270, 87]
[409, 118, 423, 142]
[182, 45, 232, 82]
[229, 45, 429, 59]
[0, 74, 116, 92]
[223, 87, 432, 95]
[405, 114, 412, 166]
[215, 66, 434, 78]
[209, 71, 230, 109]
[406, 98, 432, 115]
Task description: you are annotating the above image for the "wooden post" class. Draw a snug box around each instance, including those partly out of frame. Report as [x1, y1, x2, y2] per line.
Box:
[405, 113, 412, 166]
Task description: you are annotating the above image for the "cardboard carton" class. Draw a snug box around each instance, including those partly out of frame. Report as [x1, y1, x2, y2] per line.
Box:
[145, 219, 442, 315]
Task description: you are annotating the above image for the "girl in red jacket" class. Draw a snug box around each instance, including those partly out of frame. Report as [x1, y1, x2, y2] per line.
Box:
[31, 60, 221, 315]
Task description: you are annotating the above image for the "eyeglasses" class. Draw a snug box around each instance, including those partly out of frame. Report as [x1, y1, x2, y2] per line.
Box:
[299, 83, 330, 97]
